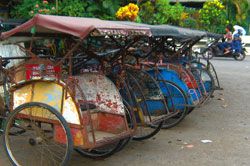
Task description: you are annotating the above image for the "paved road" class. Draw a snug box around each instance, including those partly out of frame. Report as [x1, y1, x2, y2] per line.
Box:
[1, 56, 250, 166]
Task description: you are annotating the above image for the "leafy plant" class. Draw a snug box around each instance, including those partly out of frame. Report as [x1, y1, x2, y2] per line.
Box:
[139, 1, 155, 24]
[31, 0, 57, 16]
[11, 0, 121, 20]
[59, 0, 86, 17]
[181, 18, 198, 29]
[138, 0, 184, 25]
[11, 0, 56, 18]
[199, 0, 227, 33]
[222, 0, 250, 31]
[84, 0, 120, 20]
[153, 0, 172, 24]
[167, 3, 185, 25]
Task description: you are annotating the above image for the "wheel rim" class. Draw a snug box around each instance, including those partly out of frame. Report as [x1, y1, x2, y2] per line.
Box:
[192, 68, 214, 96]
[123, 71, 163, 140]
[159, 81, 187, 128]
[4, 104, 70, 166]
[204, 50, 213, 59]
[236, 52, 245, 60]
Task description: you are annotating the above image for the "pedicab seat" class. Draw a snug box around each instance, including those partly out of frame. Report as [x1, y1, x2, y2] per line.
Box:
[75, 73, 125, 116]
[147, 95, 164, 100]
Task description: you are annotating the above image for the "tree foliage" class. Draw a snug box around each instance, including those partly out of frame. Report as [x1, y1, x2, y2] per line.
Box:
[10, 0, 250, 34]
[222, 0, 250, 27]
[199, 0, 228, 33]
[138, 0, 184, 25]
[11, 0, 121, 20]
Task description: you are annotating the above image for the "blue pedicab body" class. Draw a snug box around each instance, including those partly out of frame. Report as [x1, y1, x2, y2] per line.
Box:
[179, 58, 214, 97]
[147, 68, 199, 110]
[121, 70, 169, 121]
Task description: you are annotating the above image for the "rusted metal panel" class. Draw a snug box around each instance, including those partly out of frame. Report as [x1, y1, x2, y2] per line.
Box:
[12, 74, 130, 148]
[76, 73, 125, 115]
[62, 92, 81, 125]
[54, 125, 85, 146]
[97, 113, 127, 134]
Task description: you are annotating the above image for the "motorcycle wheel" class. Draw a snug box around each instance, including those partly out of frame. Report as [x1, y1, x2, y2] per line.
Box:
[234, 51, 246, 61]
[202, 49, 214, 60]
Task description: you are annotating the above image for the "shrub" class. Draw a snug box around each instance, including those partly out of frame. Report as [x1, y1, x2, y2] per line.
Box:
[138, 0, 184, 25]
[199, 0, 228, 33]
[11, 0, 56, 18]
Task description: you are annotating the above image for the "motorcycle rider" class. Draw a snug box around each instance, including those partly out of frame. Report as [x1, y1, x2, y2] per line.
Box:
[218, 25, 232, 54]
[232, 29, 243, 53]
[233, 25, 246, 36]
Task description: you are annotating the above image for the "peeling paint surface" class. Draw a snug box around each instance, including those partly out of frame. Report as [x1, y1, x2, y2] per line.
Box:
[62, 93, 80, 124]
[13, 81, 80, 124]
[76, 73, 125, 115]
[13, 84, 32, 109]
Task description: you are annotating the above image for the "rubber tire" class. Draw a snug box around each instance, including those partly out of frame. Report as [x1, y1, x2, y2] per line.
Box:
[191, 67, 215, 98]
[74, 140, 124, 159]
[133, 121, 163, 141]
[3, 102, 73, 166]
[191, 62, 217, 94]
[234, 51, 246, 61]
[190, 61, 219, 90]
[202, 49, 214, 60]
[124, 74, 163, 141]
[159, 80, 188, 129]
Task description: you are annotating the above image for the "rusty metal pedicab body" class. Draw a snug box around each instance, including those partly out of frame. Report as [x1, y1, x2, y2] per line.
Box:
[116, 22, 218, 127]
[0, 15, 177, 165]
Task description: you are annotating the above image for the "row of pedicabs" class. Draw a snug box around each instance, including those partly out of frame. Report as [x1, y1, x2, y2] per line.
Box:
[0, 15, 223, 166]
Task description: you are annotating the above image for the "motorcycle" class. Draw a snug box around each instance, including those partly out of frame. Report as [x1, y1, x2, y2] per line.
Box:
[203, 38, 247, 61]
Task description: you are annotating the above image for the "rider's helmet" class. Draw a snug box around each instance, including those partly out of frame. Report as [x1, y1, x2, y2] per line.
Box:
[237, 29, 242, 36]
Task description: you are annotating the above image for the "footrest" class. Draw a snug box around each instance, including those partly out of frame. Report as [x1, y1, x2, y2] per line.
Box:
[214, 87, 223, 90]
[94, 131, 132, 148]
[149, 111, 180, 125]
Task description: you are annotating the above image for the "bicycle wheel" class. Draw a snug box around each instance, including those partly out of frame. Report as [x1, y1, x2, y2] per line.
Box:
[207, 62, 221, 90]
[191, 67, 215, 98]
[191, 61, 221, 91]
[3, 102, 73, 166]
[125, 72, 163, 141]
[158, 80, 188, 129]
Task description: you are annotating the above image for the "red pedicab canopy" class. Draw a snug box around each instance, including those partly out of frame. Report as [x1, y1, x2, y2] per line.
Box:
[0, 14, 151, 40]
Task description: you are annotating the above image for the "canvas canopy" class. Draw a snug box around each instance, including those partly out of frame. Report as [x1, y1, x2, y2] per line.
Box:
[206, 32, 223, 39]
[116, 21, 207, 39]
[0, 14, 151, 40]
[1, 14, 221, 41]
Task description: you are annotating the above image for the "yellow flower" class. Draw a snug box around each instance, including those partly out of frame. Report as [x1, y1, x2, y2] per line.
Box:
[128, 3, 139, 13]
[116, 3, 139, 21]
[181, 12, 189, 20]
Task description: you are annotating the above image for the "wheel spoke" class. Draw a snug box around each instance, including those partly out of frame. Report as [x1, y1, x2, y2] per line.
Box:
[3, 103, 71, 166]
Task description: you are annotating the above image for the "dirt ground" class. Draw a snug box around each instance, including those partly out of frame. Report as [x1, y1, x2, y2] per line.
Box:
[1, 56, 250, 166]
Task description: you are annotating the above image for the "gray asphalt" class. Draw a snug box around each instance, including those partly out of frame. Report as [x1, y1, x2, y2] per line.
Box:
[1, 56, 250, 166]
